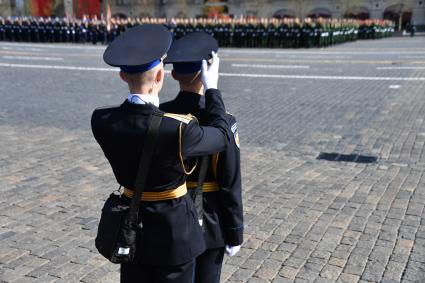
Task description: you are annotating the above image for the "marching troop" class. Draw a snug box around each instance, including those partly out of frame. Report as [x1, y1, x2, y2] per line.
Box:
[0, 16, 395, 48]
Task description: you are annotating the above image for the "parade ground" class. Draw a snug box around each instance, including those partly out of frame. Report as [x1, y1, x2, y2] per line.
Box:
[1, 37, 425, 283]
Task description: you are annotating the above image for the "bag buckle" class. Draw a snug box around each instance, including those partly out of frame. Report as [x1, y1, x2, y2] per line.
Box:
[113, 185, 122, 196]
[117, 247, 130, 255]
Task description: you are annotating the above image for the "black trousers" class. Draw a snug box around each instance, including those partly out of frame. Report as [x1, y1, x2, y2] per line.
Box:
[194, 248, 225, 283]
[121, 259, 195, 283]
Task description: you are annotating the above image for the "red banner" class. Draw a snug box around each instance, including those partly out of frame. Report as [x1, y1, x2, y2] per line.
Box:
[28, 0, 53, 17]
[75, 0, 100, 19]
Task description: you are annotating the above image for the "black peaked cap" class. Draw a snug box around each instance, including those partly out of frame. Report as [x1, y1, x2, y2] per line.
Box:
[164, 32, 218, 64]
[103, 24, 172, 67]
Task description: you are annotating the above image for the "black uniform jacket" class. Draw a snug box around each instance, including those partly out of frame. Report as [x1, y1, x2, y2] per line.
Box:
[161, 91, 243, 249]
[91, 89, 230, 265]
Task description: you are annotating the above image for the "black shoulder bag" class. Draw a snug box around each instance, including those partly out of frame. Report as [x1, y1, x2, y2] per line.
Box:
[95, 110, 163, 264]
[192, 155, 210, 227]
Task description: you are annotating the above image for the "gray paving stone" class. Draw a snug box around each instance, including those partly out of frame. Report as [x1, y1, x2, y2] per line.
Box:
[338, 273, 360, 283]
[271, 277, 293, 283]
[1, 38, 425, 282]
[247, 278, 270, 283]
[320, 264, 343, 280]
[230, 268, 256, 282]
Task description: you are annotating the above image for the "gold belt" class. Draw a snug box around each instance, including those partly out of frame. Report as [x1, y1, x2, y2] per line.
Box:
[123, 183, 187, 202]
[187, 181, 219, 193]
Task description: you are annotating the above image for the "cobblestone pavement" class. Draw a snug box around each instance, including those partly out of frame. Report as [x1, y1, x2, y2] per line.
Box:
[1, 37, 425, 283]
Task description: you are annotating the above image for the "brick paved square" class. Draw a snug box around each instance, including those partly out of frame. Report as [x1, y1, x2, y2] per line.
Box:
[1, 37, 425, 282]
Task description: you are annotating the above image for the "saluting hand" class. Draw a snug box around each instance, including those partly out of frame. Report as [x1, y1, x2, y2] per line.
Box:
[201, 51, 220, 90]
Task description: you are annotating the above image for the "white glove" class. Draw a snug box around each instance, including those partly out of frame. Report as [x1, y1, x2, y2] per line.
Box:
[201, 51, 220, 90]
[225, 245, 241, 257]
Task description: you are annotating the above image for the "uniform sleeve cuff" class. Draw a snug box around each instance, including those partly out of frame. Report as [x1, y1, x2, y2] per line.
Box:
[224, 226, 244, 246]
[205, 88, 220, 95]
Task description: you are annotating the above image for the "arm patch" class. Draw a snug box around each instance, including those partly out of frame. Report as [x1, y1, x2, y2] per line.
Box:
[231, 122, 240, 149]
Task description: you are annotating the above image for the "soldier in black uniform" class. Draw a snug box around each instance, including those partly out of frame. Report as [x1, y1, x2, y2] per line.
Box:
[205, 19, 214, 38]
[68, 21, 76, 43]
[175, 20, 185, 40]
[0, 17, 5, 41]
[161, 32, 243, 283]
[4, 18, 12, 41]
[277, 20, 288, 48]
[223, 21, 232, 47]
[45, 19, 53, 42]
[194, 19, 204, 34]
[91, 24, 230, 283]
[12, 19, 21, 42]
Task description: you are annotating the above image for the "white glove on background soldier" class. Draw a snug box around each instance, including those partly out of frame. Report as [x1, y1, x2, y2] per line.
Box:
[225, 245, 241, 257]
[201, 51, 220, 90]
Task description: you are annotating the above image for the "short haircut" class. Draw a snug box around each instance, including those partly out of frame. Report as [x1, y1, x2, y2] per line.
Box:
[122, 66, 157, 85]
[172, 71, 201, 86]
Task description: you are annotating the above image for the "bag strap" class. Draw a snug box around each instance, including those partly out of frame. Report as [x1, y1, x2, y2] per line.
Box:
[127, 110, 163, 224]
[194, 155, 210, 223]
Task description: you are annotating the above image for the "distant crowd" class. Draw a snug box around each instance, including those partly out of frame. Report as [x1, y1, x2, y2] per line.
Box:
[0, 16, 395, 48]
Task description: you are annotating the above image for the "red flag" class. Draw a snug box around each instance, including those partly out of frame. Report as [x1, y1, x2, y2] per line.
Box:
[29, 0, 52, 17]
[75, 0, 100, 19]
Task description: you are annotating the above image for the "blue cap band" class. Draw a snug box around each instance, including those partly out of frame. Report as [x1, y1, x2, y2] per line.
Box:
[173, 62, 202, 74]
[120, 59, 161, 74]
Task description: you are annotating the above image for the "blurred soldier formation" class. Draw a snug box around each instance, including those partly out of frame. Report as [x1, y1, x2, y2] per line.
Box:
[0, 16, 395, 48]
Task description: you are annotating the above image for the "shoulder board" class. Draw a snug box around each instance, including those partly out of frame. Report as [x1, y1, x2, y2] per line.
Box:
[163, 113, 195, 125]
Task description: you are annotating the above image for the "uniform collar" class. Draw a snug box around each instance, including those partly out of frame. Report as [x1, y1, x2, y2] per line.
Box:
[175, 91, 205, 105]
[121, 99, 157, 114]
[127, 93, 159, 107]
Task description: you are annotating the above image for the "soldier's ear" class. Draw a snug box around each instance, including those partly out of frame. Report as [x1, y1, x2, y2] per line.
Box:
[171, 70, 178, 81]
[119, 71, 127, 83]
[155, 67, 164, 83]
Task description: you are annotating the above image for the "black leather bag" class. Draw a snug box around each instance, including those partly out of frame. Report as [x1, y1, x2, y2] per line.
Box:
[95, 110, 163, 264]
[191, 155, 210, 227]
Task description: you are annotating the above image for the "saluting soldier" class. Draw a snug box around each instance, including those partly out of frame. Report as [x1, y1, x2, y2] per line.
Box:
[81, 21, 89, 43]
[246, 20, 254, 48]
[29, 19, 38, 42]
[193, 19, 203, 33]
[4, 18, 13, 41]
[91, 24, 231, 282]
[257, 19, 267, 48]
[186, 18, 195, 34]
[223, 20, 232, 47]
[292, 19, 301, 48]
[38, 18, 46, 43]
[12, 19, 22, 42]
[313, 20, 322, 47]
[60, 20, 68, 42]
[161, 32, 243, 283]
[233, 20, 242, 47]
[52, 19, 60, 42]
[98, 21, 108, 44]
[167, 18, 177, 39]
[175, 20, 185, 40]
[275, 19, 286, 48]
[20, 18, 29, 42]
[205, 19, 214, 37]
[68, 20, 76, 43]
[113, 19, 122, 41]
[0, 17, 5, 41]
[266, 19, 276, 48]
[44, 19, 53, 42]
[88, 21, 96, 44]
[213, 20, 224, 47]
